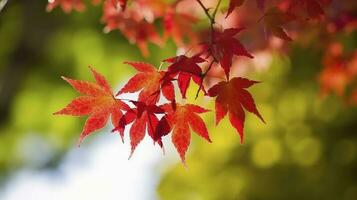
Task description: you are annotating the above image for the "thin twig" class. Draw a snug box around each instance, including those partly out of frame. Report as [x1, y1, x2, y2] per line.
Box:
[212, 0, 222, 19]
[195, 0, 213, 21]
[194, 0, 222, 98]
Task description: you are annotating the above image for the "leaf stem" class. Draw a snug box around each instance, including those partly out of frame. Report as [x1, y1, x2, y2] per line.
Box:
[195, 60, 215, 99]
[116, 98, 133, 102]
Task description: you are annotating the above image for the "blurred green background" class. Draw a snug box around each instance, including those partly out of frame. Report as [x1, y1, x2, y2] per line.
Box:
[0, 1, 357, 200]
[0, 0, 173, 173]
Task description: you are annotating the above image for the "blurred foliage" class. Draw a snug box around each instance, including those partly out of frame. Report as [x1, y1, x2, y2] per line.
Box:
[157, 39, 357, 199]
[0, 0, 174, 181]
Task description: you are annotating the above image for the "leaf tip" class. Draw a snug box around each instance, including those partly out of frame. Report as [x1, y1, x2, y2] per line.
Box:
[77, 137, 84, 147]
[115, 90, 123, 96]
[61, 76, 69, 81]
[182, 159, 188, 169]
[53, 108, 66, 115]
[239, 134, 244, 144]
[260, 115, 266, 124]
[161, 145, 166, 155]
[53, 111, 61, 115]
[128, 150, 134, 160]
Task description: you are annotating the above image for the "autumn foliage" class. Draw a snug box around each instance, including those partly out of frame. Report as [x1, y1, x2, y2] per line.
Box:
[50, 0, 357, 162]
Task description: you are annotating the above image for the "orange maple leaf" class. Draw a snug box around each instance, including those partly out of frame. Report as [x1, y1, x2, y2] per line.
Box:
[117, 62, 175, 103]
[158, 103, 211, 163]
[163, 8, 198, 46]
[54, 67, 129, 144]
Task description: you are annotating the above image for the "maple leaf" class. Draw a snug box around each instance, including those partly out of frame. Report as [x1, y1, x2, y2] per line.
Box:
[208, 77, 264, 143]
[319, 62, 351, 97]
[102, 2, 163, 56]
[263, 7, 296, 41]
[286, 0, 330, 19]
[47, 0, 85, 13]
[157, 103, 211, 163]
[327, 12, 357, 33]
[121, 19, 163, 57]
[115, 0, 128, 10]
[164, 55, 206, 98]
[206, 28, 253, 79]
[304, 0, 325, 19]
[113, 101, 166, 156]
[135, 0, 168, 19]
[226, 0, 245, 18]
[318, 43, 356, 97]
[100, 0, 128, 10]
[54, 67, 129, 144]
[256, 0, 265, 11]
[319, 63, 351, 97]
[117, 62, 175, 103]
[164, 8, 198, 46]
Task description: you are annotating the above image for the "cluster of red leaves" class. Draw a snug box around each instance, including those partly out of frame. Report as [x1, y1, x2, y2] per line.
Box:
[50, 0, 356, 163]
[319, 42, 357, 104]
[50, 0, 266, 163]
[316, 7, 357, 104]
[55, 57, 263, 162]
[47, 0, 334, 54]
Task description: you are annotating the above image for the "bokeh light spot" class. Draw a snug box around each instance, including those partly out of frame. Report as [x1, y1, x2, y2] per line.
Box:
[292, 137, 322, 167]
[251, 138, 282, 168]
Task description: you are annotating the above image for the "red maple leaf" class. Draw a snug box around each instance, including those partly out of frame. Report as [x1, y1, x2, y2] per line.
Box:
[263, 7, 296, 41]
[113, 101, 166, 156]
[206, 28, 253, 79]
[102, 2, 163, 56]
[208, 77, 264, 143]
[47, 0, 85, 13]
[54, 67, 129, 144]
[117, 62, 175, 103]
[120, 19, 163, 57]
[256, 0, 265, 11]
[135, 0, 169, 18]
[164, 8, 198, 46]
[304, 0, 326, 19]
[318, 43, 355, 97]
[115, 0, 128, 10]
[164, 55, 206, 98]
[157, 103, 211, 163]
[284, 0, 330, 19]
[319, 64, 351, 97]
[226, 0, 245, 18]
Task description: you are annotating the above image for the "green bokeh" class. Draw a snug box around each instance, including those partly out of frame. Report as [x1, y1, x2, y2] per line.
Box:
[0, 1, 173, 179]
[157, 51, 357, 200]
